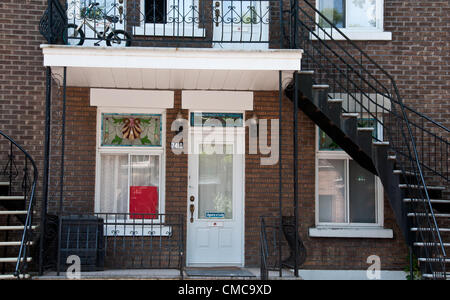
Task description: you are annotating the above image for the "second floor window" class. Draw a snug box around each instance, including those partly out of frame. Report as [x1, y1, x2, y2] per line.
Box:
[319, 0, 382, 30]
[145, 0, 167, 24]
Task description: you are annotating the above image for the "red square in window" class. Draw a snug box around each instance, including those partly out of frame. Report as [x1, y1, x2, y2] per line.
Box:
[129, 186, 158, 219]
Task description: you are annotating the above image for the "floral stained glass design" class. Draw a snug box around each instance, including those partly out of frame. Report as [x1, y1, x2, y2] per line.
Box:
[101, 113, 162, 147]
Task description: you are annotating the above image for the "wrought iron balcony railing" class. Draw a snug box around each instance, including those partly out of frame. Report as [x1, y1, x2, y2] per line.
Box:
[41, 0, 288, 48]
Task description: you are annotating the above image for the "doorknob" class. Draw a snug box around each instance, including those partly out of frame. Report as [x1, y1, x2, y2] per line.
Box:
[190, 204, 195, 223]
[215, 2, 221, 27]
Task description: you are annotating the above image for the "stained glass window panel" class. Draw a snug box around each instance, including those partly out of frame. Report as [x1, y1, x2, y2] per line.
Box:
[101, 113, 162, 147]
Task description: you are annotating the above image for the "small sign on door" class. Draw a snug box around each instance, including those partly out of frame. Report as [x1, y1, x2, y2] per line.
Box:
[205, 212, 225, 219]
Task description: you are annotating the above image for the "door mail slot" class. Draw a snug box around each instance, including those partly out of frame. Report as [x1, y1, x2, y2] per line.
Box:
[209, 222, 224, 227]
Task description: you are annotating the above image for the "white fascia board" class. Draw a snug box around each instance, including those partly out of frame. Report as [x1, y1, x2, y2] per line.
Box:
[182, 91, 253, 111]
[90, 88, 174, 109]
[41, 45, 303, 71]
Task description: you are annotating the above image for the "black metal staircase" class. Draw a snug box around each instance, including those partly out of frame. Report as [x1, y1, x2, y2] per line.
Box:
[0, 131, 38, 279]
[284, 0, 449, 279]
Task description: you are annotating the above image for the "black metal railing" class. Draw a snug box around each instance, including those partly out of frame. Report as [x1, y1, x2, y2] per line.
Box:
[55, 212, 184, 277]
[0, 130, 38, 279]
[41, 0, 286, 47]
[292, 0, 448, 279]
[260, 216, 283, 280]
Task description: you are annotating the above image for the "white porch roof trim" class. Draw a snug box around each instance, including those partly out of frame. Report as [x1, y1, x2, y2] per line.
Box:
[90, 89, 174, 109]
[41, 45, 302, 91]
[182, 91, 253, 111]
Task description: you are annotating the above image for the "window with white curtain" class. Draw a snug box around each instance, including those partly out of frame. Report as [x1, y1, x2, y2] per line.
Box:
[96, 110, 165, 224]
[317, 0, 391, 40]
[316, 125, 383, 226]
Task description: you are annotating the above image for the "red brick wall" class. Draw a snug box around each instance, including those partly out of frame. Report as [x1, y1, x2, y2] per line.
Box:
[52, 88, 407, 270]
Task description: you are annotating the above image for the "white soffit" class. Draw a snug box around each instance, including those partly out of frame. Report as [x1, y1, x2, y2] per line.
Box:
[90, 88, 174, 108]
[42, 45, 302, 91]
[182, 91, 253, 111]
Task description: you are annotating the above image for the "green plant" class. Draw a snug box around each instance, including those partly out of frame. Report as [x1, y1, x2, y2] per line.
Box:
[404, 253, 421, 280]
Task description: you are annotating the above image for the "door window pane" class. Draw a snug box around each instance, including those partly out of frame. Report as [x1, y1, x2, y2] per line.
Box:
[99, 154, 129, 217]
[130, 155, 160, 219]
[319, 0, 345, 28]
[347, 0, 377, 28]
[198, 145, 233, 220]
[349, 160, 376, 223]
[318, 159, 346, 222]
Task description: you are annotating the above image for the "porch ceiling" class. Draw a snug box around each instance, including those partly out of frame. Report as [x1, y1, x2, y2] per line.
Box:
[41, 45, 302, 91]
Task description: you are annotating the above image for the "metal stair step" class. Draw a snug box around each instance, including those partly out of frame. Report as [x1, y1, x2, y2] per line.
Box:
[408, 212, 450, 218]
[0, 225, 37, 231]
[0, 257, 32, 263]
[328, 98, 343, 103]
[342, 113, 359, 118]
[399, 184, 445, 190]
[422, 273, 449, 279]
[0, 196, 25, 201]
[414, 242, 450, 247]
[0, 182, 10, 186]
[357, 127, 375, 131]
[373, 141, 389, 146]
[298, 70, 315, 74]
[312, 84, 329, 89]
[418, 258, 450, 263]
[404, 198, 450, 204]
[411, 227, 450, 232]
[0, 241, 34, 247]
[0, 210, 28, 215]
[393, 170, 416, 176]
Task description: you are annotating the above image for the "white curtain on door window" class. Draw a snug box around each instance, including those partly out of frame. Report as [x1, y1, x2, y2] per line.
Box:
[99, 154, 128, 215]
[198, 145, 233, 220]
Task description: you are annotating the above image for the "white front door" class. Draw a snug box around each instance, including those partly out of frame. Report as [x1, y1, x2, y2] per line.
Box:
[212, 0, 270, 49]
[187, 132, 244, 266]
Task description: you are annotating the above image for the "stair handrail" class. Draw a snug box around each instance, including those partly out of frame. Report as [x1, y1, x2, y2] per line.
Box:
[293, 0, 447, 278]
[0, 130, 38, 279]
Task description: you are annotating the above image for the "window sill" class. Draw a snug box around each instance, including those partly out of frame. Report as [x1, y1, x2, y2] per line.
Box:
[311, 30, 392, 41]
[309, 227, 393, 239]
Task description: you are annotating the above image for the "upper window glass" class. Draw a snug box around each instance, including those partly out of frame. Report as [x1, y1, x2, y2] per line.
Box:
[101, 113, 162, 147]
[319, 0, 378, 29]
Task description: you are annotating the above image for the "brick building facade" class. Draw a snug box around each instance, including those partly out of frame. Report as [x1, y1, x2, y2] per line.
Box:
[0, 0, 448, 279]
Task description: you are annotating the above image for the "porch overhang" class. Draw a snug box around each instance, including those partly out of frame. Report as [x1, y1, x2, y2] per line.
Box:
[41, 45, 303, 91]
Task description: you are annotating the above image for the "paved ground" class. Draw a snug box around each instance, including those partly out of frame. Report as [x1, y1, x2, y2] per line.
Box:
[35, 268, 302, 280]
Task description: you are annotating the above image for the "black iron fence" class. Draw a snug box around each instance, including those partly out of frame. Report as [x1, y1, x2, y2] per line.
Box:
[41, 0, 288, 48]
[55, 212, 184, 277]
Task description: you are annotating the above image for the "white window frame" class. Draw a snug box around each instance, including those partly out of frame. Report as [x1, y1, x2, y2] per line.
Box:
[311, 124, 394, 238]
[314, 0, 392, 41]
[95, 107, 168, 236]
[133, 0, 206, 37]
